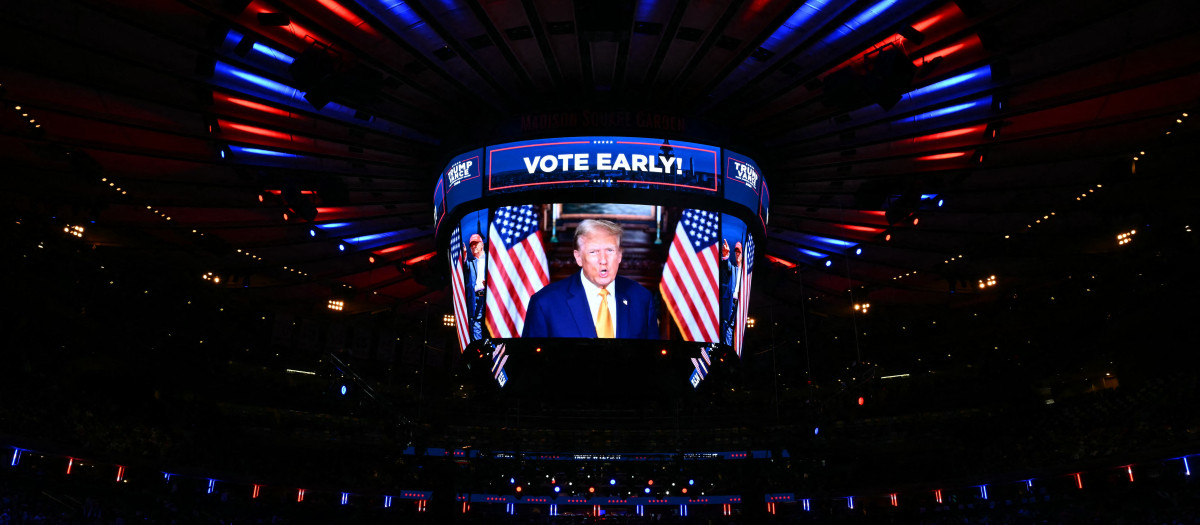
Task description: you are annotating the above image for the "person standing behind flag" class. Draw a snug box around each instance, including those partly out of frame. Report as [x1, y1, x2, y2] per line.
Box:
[463, 233, 487, 341]
[719, 240, 742, 346]
[522, 219, 658, 339]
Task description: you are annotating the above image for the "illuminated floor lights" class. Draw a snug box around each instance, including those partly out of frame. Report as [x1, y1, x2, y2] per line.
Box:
[14, 437, 1200, 515]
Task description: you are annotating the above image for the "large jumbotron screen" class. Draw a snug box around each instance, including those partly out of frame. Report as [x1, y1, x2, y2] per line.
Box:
[435, 136, 766, 390]
[448, 205, 754, 346]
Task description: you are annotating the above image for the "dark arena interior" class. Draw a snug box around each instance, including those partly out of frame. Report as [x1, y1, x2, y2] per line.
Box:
[3, 0, 1200, 523]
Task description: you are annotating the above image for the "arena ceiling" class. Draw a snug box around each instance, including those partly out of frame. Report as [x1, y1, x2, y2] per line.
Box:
[2, 0, 1198, 320]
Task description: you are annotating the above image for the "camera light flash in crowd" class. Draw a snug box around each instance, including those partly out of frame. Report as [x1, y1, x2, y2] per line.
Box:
[327, 299, 344, 311]
[1117, 230, 1137, 245]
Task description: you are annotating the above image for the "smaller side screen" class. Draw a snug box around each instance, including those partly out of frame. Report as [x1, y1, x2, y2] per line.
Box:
[442, 149, 483, 217]
[447, 209, 491, 352]
[717, 215, 755, 358]
[432, 176, 445, 236]
[723, 149, 767, 232]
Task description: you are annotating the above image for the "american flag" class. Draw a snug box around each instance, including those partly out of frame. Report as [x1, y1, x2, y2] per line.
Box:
[485, 205, 549, 338]
[491, 343, 508, 380]
[733, 236, 754, 357]
[690, 345, 713, 387]
[660, 209, 720, 342]
[448, 225, 470, 351]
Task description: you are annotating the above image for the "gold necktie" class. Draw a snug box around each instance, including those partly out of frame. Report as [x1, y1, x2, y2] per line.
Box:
[596, 288, 614, 338]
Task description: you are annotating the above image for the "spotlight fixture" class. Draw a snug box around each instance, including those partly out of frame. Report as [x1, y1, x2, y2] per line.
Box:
[327, 299, 344, 311]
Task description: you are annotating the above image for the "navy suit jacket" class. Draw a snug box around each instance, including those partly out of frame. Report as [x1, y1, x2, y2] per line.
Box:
[719, 257, 740, 322]
[522, 271, 659, 339]
[462, 253, 483, 312]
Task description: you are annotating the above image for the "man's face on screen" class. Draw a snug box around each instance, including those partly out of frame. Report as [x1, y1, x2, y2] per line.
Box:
[574, 231, 622, 289]
[471, 240, 484, 259]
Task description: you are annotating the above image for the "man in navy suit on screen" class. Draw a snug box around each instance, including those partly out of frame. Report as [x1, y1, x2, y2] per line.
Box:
[522, 219, 658, 339]
[462, 233, 487, 341]
[719, 240, 742, 346]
